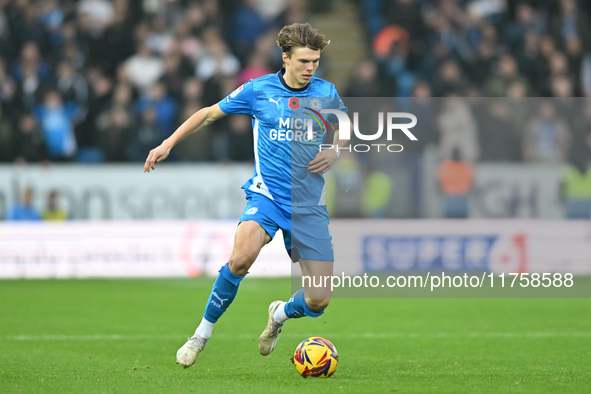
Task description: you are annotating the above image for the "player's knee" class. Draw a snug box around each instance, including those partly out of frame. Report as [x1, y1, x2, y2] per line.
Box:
[306, 297, 330, 313]
[228, 249, 259, 276]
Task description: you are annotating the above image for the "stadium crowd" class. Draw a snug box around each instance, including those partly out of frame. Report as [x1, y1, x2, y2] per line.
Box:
[0, 0, 590, 167]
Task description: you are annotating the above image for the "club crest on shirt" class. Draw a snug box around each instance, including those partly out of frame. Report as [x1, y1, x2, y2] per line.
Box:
[309, 98, 322, 110]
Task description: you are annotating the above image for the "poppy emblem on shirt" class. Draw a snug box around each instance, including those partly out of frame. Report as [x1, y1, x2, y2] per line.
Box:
[288, 97, 300, 109]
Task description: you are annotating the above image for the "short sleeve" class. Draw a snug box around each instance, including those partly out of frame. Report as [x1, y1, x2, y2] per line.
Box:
[326, 85, 348, 124]
[218, 80, 254, 116]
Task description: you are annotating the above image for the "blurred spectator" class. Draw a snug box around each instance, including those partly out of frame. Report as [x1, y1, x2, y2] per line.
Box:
[229, 0, 269, 63]
[110, 82, 136, 112]
[550, 74, 574, 98]
[76, 69, 112, 148]
[0, 4, 16, 61]
[361, 169, 392, 218]
[0, 103, 13, 161]
[174, 100, 212, 162]
[145, 14, 174, 56]
[7, 2, 52, 58]
[181, 77, 204, 104]
[13, 42, 51, 110]
[227, 115, 254, 162]
[103, 0, 137, 76]
[42, 190, 68, 221]
[468, 40, 496, 85]
[373, 25, 409, 60]
[484, 54, 529, 97]
[522, 100, 571, 163]
[549, 0, 591, 52]
[39, 0, 65, 47]
[560, 156, 591, 219]
[255, 0, 286, 22]
[507, 80, 528, 98]
[135, 81, 178, 135]
[570, 99, 591, 164]
[374, 25, 413, 95]
[128, 106, 165, 162]
[56, 60, 88, 119]
[58, 32, 87, 72]
[197, 27, 241, 81]
[7, 187, 41, 221]
[385, 0, 424, 48]
[11, 41, 52, 83]
[123, 40, 165, 93]
[437, 97, 479, 162]
[96, 105, 134, 162]
[34, 90, 78, 160]
[437, 148, 473, 219]
[77, 0, 113, 34]
[431, 59, 468, 97]
[160, 43, 196, 102]
[545, 52, 572, 93]
[173, 19, 203, 64]
[405, 81, 438, 153]
[514, 32, 544, 94]
[0, 58, 17, 111]
[466, 0, 506, 21]
[478, 99, 520, 162]
[565, 36, 583, 81]
[503, 2, 541, 52]
[13, 113, 47, 163]
[345, 60, 387, 97]
[325, 152, 363, 218]
[238, 51, 272, 85]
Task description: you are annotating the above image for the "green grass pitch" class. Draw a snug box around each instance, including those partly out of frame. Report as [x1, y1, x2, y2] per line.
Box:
[1, 278, 589, 393]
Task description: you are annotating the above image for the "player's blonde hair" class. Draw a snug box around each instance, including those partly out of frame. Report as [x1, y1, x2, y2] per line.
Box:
[276, 23, 330, 57]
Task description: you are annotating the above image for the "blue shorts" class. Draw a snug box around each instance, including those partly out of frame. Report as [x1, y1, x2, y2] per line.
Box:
[239, 192, 334, 262]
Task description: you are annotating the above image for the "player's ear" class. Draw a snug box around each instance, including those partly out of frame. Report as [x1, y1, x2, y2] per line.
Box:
[282, 52, 289, 64]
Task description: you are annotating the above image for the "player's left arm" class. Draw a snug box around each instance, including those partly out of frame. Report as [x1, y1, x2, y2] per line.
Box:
[307, 122, 350, 174]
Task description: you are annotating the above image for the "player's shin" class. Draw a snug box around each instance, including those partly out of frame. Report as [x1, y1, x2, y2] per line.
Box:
[199, 262, 246, 335]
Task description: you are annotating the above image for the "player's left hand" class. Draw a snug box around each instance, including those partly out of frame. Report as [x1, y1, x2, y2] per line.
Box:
[307, 149, 337, 174]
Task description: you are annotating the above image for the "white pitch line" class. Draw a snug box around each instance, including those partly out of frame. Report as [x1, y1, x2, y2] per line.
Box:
[2, 332, 591, 341]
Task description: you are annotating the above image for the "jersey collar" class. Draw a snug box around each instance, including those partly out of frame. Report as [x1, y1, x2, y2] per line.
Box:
[277, 69, 310, 92]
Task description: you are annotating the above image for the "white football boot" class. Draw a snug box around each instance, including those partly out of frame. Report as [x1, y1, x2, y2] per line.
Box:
[176, 335, 208, 368]
[258, 300, 285, 356]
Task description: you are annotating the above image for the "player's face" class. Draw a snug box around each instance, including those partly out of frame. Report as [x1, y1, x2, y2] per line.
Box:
[283, 47, 321, 88]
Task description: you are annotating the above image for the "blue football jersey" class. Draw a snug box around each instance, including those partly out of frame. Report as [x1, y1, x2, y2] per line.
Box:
[218, 70, 348, 206]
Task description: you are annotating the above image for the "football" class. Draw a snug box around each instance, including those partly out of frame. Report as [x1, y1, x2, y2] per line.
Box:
[292, 337, 338, 378]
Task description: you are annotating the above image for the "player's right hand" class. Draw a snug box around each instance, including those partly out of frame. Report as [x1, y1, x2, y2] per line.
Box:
[143, 142, 172, 173]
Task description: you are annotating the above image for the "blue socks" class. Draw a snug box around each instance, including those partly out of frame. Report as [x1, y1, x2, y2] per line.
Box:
[283, 289, 324, 318]
[203, 263, 245, 323]
[202, 266, 322, 326]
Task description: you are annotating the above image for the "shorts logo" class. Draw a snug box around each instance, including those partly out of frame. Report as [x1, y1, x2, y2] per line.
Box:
[245, 207, 258, 215]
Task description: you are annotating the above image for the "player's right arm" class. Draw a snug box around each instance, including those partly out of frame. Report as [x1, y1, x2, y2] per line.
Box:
[143, 104, 227, 172]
